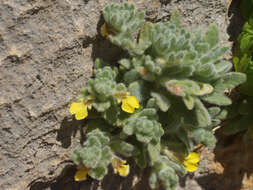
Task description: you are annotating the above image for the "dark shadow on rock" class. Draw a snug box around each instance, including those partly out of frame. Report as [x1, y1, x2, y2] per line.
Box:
[100, 166, 131, 190]
[91, 34, 126, 64]
[83, 0, 90, 4]
[159, 0, 172, 5]
[100, 160, 152, 190]
[29, 160, 153, 190]
[177, 174, 190, 188]
[56, 117, 83, 148]
[196, 132, 253, 190]
[50, 165, 85, 190]
[82, 14, 129, 65]
[29, 165, 85, 190]
[131, 167, 153, 190]
[227, 0, 245, 53]
[29, 181, 51, 190]
[196, 173, 238, 190]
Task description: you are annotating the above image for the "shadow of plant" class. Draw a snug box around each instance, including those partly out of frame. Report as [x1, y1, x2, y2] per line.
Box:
[227, 0, 245, 52]
[82, 14, 127, 65]
[29, 160, 153, 190]
[29, 165, 83, 190]
[56, 117, 83, 148]
[196, 132, 253, 190]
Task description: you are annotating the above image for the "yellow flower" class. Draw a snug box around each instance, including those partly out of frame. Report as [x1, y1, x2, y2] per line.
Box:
[70, 102, 88, 120]
[111, 157, 130, 177]
[121, 96, 140, 113]
[74, 165, 91, 182]
[183, 152, 200, 172]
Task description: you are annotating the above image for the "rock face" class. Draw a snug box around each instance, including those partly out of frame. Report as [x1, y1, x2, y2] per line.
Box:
[0, 0, 239, 190]
[0, 0, 108, 189]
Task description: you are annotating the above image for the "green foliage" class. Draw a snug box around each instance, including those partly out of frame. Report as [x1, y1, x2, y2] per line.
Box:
[241, 0, 253, 19]
[71, 3, 246, 189]
[73, 129, 113, 180]
[222, 98, 253, 136]
[123, 108, 164, 143]
[229, 2, 253, 137]
[103, 3, 146, 55]
[234, 2, 253, 96]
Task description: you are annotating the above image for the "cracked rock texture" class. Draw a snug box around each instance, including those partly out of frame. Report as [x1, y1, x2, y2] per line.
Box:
[0, 0, 243, 190]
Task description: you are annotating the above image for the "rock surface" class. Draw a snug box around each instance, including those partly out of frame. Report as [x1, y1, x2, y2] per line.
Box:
[0, 0, 109, 189]
[0, 0, 246, 190]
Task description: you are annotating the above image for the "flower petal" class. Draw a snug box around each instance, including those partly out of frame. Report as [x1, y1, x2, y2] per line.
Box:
[126, 96, 140, 109]
[75, 108, 88, 120]
[185, 152, 199, 164]
[118, 164, 130, 177]
[74, 169, 88, 181]
[120, 160, 127, 164]
[70, 102, 86, 115]
[121, 101, 135, 113]
[184, 162, 198, 172]
[121, 96, 140, 113]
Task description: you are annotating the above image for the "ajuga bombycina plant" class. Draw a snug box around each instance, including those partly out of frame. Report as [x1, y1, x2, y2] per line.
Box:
[70, 3, 246, 189]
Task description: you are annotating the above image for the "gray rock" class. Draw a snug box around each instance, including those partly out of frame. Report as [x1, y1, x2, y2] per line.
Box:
[0, 0, 113, 189]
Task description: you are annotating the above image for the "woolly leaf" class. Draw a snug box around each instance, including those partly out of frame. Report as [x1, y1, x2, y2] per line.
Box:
[119, 59, 131, 70]
[183, 96, 195, 110]
[136, 22, 153, 53]
[202, 92, 232, 106]
[208, 107, 221, 118]
[73, 129, 112, 169]
[216, 109, 228, 120]
[166, 159, 187, 176]
[194, 98, 211, 127]
[129, 80, 148, 103]
[135, 148, 147, 169]
[123, 69, 140, 84]
[89, 165, 108, 180]
[93, 101, 111, 112]
[214, 72, 246, 92]
[192, 129, 216, 148]
[151, 91, 171, 112]
[215, 61, 232, 74]
[203, 24, 219, 48]
[102, 101, 120, 125]
[158, 164, 178, 190]
[103, 3, 145, 34]
[101, 147, 113, 165]
[147, 143, 161, 165]
[110, 140, 136, 157]
[124, 116, 163, 144]
[164, 65, 194, 78]
[146, 98, 158, 109]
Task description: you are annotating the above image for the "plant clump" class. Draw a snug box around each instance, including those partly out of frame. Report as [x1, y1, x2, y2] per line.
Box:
[70, 3, 246, 190]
